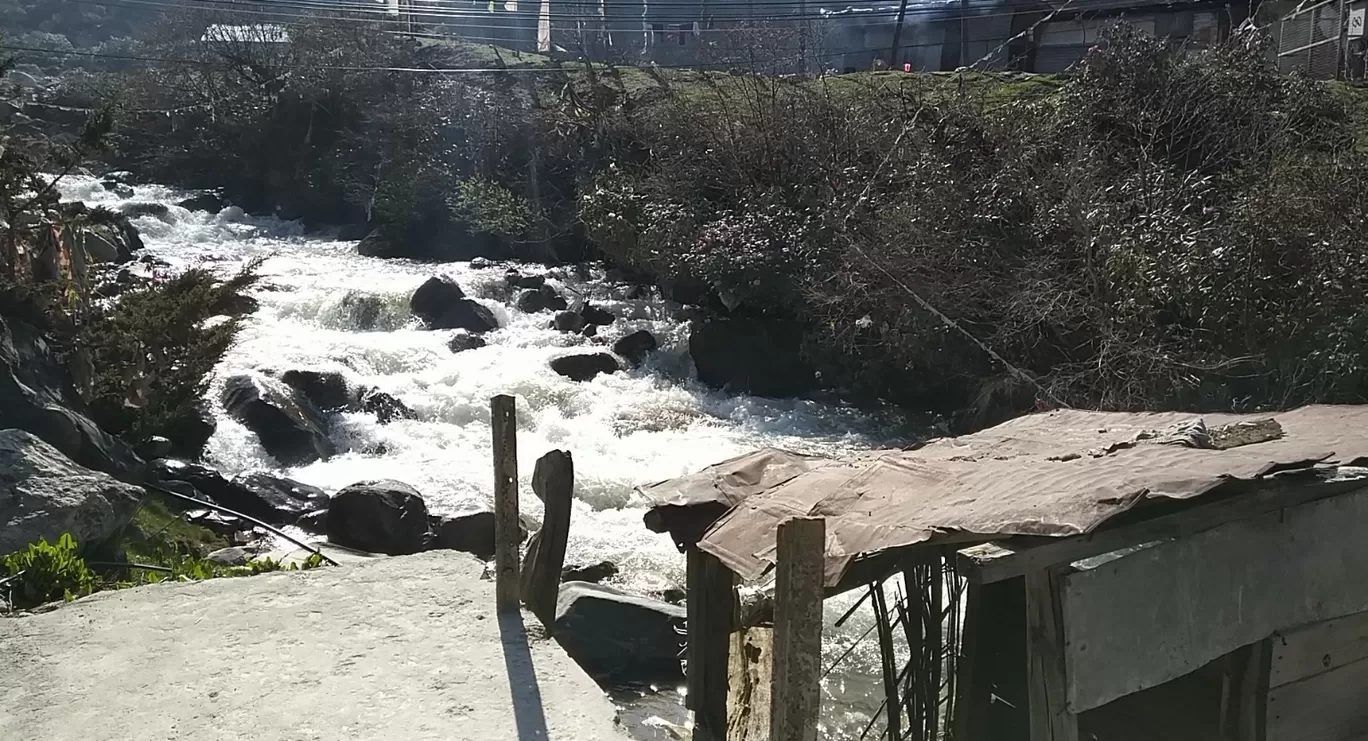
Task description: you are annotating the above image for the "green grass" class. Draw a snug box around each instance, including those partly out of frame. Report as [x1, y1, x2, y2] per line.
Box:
[123, 492, 229, 560]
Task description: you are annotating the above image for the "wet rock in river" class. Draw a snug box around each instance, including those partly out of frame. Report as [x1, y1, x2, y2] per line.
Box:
[554, 582, 687, 684]
[612, 330, 658, 366]
[410, 276, 498, 333]
[220, 374, 335, 467]
[326, 479, 430, 556]
[549, 353, 620, 382]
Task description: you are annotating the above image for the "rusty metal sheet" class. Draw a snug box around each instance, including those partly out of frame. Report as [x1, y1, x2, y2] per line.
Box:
[669, 405, 1368, 586]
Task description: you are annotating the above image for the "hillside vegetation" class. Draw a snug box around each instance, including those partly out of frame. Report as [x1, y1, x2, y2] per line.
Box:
[36, 14, 1368, 425]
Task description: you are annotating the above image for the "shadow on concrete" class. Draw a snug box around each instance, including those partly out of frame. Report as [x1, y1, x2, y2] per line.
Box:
[498, 610, 552, 741]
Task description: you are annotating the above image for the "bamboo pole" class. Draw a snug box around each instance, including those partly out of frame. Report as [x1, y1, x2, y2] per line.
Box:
[491, 394, 520, 612]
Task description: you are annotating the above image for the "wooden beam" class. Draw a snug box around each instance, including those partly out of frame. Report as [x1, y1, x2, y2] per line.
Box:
[1025, 568, 1077, 741]
[688, 547, 734, 741]
[957, 480, 1368, 585]
[727, 627, 773, 741]
[770, 516, 826, 741]
[491, 394, 520, 613]
[520, 449, 574, 629]
[1233, 639, 1271, 741]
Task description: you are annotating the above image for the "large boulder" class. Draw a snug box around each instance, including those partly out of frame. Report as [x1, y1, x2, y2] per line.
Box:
[119, 202, 170, 220]
[164, 403, 216, 460]
[688, 318, 817, 398]
[281, 370, 351, 413]
[552, 310, 586, 333]
[410, 277, 499, 333]
[613, 330, 658, 366]
[326, 480, 430, 555]
[0, 314, 143, 479]
[356, 388, 416, 424]
[554, 582, 687, 683]
[220, 374, 335, 466]
[549, 353, 620, 382]
[581, 304, 616, 327]
[429, 510, 497, 560]
[150, 458, 320, 525]
[0, 429, 143, 557]
[230, 472, 330, 523]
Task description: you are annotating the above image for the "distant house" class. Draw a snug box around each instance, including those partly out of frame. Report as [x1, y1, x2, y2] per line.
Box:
[200, 24, 292, 45]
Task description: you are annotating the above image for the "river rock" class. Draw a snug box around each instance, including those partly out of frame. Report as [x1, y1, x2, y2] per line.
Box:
[0, 429, 143, 557]
[220, 374, 335, 467]
[102, 180, 135, 198]
[119, 202, 171, 220]
[338, 292, 385, 331]
[429, 510, 497, 560]
[581, 324, 598, 338]
[356, 388, 416, 424]
[356, 228, 403, 258]
[447, 330, 486, 353]
[507, 272, 546, 290]
[410, 277, 499, 333]
[0, 314, 143, 479]
[206, 546, 255, 566]
[135, 436, 172, 461]
[177, 193, 227, 213]
[553, 311, 586, 333]
[612, 330, 658, 366]
[561, 561, 619, 584]
[554, 582, 687, 683]
[549, 353, 620, 382]
[295, 508, 329, 534]
[164, 403, 216, 460]
[581, 304, 616, 326]
[281, 370, 351, 413]
[230, 472, 330, 523]
[688, 318, 817, 398]
[326, 480, 430, 556]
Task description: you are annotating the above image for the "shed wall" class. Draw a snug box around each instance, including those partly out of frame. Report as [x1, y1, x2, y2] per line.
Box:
[1268, 610, 1368, 741]
[1058, 484, 1368, 713]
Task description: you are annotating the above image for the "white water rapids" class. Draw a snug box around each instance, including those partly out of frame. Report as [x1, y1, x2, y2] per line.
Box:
[62, 176, 920, 740]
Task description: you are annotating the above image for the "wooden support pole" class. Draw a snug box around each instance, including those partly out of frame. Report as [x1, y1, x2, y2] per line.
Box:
[491, 394, 520, 613]
[770, 516, 826, 741]
[520, 449, 574, 628]
[1025, 568, 1078, 741]
[688, 547, 734, 741]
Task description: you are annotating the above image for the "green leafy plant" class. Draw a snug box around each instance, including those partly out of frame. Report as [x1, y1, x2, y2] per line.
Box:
[2, 533, 95, 609]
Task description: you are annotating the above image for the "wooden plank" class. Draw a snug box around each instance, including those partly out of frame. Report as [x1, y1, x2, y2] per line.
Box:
[1059, 485, 1368, 714]
[727, 627, 773, 741]
[770, 517, 826, 741]
[1025, 568, 1078, 741]
[519, 449, 574, 629]
[957, 480, 1368, 585]
[952, 582, 982, 741]
[491, 394, 520, 612]
[1270, 610, 1368, 689]
[688, 547, 734, 741]
[1267, 654, 1368, 741]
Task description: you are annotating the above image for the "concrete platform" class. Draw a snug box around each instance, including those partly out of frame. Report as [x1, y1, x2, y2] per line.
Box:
[0, 551, 633, 741]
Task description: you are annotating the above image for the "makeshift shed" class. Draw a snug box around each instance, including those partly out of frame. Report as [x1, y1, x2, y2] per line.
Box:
[640, 405, 1368, 741]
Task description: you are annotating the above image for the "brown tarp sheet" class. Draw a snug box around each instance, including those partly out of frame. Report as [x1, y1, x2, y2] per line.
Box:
[641, 405, 1368, 587]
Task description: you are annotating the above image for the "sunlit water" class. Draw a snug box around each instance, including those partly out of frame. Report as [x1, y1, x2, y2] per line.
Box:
[61, 175, 920, 740]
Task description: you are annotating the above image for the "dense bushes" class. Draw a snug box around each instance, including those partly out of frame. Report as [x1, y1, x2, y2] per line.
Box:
[577, 27, 1368, 422]
[84, 13, 1368, 424]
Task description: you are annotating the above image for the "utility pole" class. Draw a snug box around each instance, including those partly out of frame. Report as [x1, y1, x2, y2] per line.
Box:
[960, 0, 969, 67]
[887, 0, 910, 69]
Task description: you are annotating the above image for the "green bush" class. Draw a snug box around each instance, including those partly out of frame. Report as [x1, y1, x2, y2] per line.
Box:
[2, 533, 95, 609]
[78, 261, 259, 443]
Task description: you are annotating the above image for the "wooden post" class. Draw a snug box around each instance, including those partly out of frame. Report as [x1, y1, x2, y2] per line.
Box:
[728, 626, 774, 741]
[770, 516, 826, 741]
[491, 394, 520, 612]
[688, 547, 734, 741]
[520, 449, 574, 628]
[1024, 568, 1078, 741]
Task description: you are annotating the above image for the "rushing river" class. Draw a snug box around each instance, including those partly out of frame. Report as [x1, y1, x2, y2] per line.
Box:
[62, 176, 920, 740]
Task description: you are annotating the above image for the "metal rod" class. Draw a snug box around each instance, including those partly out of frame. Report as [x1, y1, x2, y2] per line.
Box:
[143, 482, 339, 566]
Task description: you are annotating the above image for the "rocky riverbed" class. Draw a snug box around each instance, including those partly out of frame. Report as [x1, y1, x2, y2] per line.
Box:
[6, 175, 923, 739]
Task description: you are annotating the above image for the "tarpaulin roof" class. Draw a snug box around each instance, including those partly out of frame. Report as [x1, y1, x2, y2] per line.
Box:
[639, 405, 1368, 587]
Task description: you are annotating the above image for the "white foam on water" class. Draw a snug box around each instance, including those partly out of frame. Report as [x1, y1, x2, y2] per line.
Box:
[62, 175, 916, 739]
